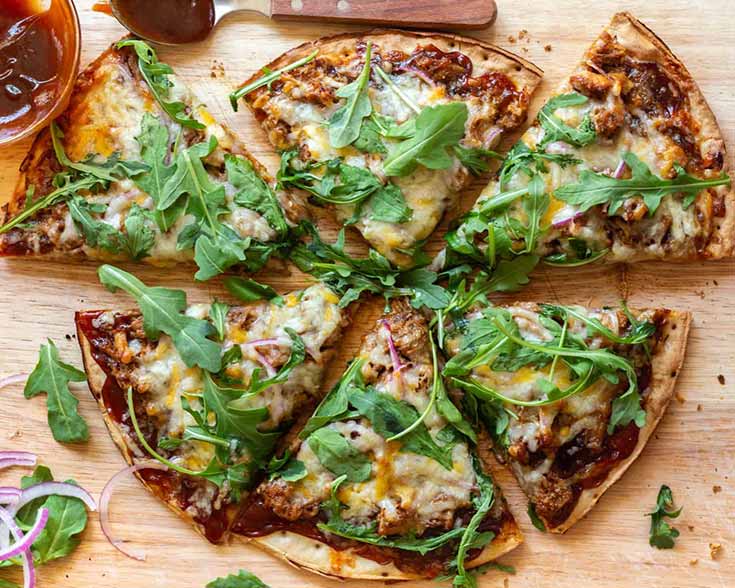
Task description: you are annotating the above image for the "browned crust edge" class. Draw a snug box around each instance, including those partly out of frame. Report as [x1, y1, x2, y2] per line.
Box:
[548, 309, 692, 533]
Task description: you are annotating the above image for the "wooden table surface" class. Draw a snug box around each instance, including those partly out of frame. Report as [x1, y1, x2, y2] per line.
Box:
[1, 1, 733, 586]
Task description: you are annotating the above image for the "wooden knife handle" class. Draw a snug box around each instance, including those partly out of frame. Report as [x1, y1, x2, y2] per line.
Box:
[271, 0, 497, 30]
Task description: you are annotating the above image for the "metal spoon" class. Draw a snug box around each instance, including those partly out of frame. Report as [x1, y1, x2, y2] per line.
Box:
[109, 0, 497, 45]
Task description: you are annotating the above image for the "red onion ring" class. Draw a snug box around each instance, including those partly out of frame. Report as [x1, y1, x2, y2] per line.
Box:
[613, 160, 628, 179]
[381, 320, 405, 373]
[405, 65, 436, 86]
[551, 211, 585, 229]
[9, 482, 97, 516]
[0, 452, 37, 471]
[99, 462, 168, 561]
[0, 506, 36, 588]
[0, 373, 27, 390]
[0, 487, 21, 505]
[0, 507, 48, 561]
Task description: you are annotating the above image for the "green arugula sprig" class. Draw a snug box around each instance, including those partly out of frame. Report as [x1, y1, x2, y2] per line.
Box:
[207, 569, 270, 588]
[98, 264, 222, 372]
[229, 50, 319, 111]
[290, 222, 449, 308]
[117, 40, 204, 129]
[647, 485, 682, 549]
[328, 42, 373, 148]
[555, 151, 731, 215]
[537, 92, 596, 148]
[24, 340, 89, 443]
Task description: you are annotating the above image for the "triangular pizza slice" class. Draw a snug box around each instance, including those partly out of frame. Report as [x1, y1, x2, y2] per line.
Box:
[0, 39, 301, 281]
[76, 267, 349, 543]
[232, 30, 542, 267]
[444, 12, 732, 271]
[234, 299, 522, 581]
[442, 296, 690, 532]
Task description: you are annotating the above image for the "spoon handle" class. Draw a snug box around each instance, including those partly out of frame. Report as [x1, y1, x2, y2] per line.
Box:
[270, 0, 497, 30]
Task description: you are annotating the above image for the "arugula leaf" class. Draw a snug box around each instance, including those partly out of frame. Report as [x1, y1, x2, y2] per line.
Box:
[98, 265, 222, 372]
[539, 304, 656, 345]
[209, 300, 229, 341]
[556, 152, 731, 216]
[24, 340, 89, 443]
[348, 387, 453, 470]
[271, 458, 307, 482]
[123, 204, 156, 260]
[647, 485, 682, 549]
[134, 113, 175, 228]
[353, 117, 387, 154]
[383, 102, 468, 177]
[226, 154, 288, 237]
[307, 427, 372, 482]
[537, 92, 596, 147]
[224, 277, 280, 303]
[207, 570, 269, 588]
[117, 40, 204, 129]
[328, 42, 373, 148]
[300, 359, 365, 438]
[229, 50, 319, 111]
[454, 146, 501, 176]
[498, 141, 580, 189]
[527, 503, 547, 532]
[522, 173, 549, 253]
[8, 466, 89, 566]
[66, 196, 126, 254]
[368, 183, 412, 223]
[159, 136, 224, 212]
[399, 268, 451, 310]
[50, 123, 149, 182]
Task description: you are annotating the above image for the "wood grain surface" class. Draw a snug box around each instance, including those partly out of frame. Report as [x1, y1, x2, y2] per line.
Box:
[270, 0, 498, 30]
[1, 1, 733, 587]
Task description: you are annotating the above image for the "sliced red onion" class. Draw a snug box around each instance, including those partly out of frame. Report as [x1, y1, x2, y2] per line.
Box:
[552, 211, 585, 229]
[0, 507, 48, 561]
[0, 506, 37, 588]
[253, 351, 276, 378]
[545, 141, 574, 155]
[381, 320, 405, 373]
[613, 160, 628, 179]
[405, 65, 435, 86]
[100, 462, 168, 561]
[242, 338, 282, 347]
[0, 373, 27, 390]
[0, 452, 37, 471]
[0, 487, 21, 505]
[10, 482, 97, 516]
[483, 127, 502, 149]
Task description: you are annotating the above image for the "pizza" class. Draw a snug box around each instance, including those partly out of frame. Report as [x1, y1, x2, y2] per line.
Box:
[0, 39, 301, 281]
[442, 300, 691, 532]
[76, 280, 349, 543]
[232, 30, 542, 267]
[232, 300, 522, 581]
[444, 12, 733, 271]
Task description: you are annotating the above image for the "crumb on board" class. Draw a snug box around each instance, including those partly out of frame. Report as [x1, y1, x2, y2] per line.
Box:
[709, 543, 723, 560]
[507, 35, 516, 43]
[544, 44, 552, 52]
[689, 559, 698, 566]
[717, 374, 726, 385]
[697, 404, 703, 411]
[518, 29, 529, 41]
[211, 59, 225, 79]
[676, 391, 686, 403]
[713, 485, 722, 494]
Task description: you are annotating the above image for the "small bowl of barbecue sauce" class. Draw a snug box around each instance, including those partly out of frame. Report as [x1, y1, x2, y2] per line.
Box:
[0, 0, 81, 146]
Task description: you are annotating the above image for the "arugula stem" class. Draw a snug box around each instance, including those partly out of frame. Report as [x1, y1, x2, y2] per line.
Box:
[385, 332, 440, 442]
[479, 187, 528, 215]
[544, 248, 609, 267]
[374, 66, 421, 115]
[548, 319, 567, 380]
[126, 388, 206, 478]
[229, 50, 319, 111]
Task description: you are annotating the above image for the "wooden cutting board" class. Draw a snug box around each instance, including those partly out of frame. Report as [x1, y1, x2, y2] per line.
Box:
[1, 1, 733, 587]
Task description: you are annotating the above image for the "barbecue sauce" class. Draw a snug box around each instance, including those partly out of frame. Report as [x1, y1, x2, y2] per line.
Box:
[102, 0, 215, 44]
[0, 0, 73, 142]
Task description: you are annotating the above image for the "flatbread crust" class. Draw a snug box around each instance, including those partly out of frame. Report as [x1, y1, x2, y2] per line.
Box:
[550, 309, 692, 533]
[77, 326, 221, 541]
[602, 13, 734, 259]
[246, 517, 523, 581]
[241, 29, 543, 101]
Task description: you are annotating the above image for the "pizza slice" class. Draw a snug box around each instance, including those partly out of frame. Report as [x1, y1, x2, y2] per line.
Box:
[444, 12, 732, 271]
[231, 30, 542, 267]
[0, 39, 301, 281]
[233, 300, 522, 581]
[76, 266, 349, 543]
[441, 295, 690, 532]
